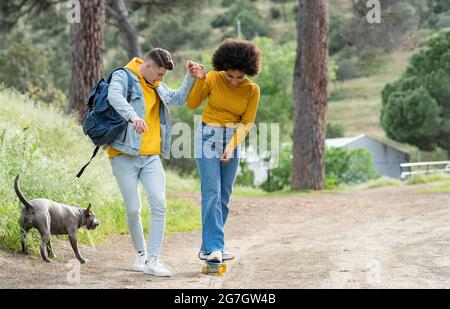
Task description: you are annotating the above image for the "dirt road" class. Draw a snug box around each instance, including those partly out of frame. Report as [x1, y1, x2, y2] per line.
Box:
[1, 182, 449, 288]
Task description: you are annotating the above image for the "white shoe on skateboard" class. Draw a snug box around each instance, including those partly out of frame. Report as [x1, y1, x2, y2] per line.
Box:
[222, 248, 235, 260]
[207, 250, 222, 262]
[199, 249, 234, 261]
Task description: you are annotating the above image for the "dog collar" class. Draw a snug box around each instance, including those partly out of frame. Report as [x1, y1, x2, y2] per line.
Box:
[78, 208, 84, 228]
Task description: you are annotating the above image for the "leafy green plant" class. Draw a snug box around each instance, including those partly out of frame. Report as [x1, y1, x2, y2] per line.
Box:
[381, 28, 450, 157]
[325, 147, 378, 185]
[0, 40, 66, 108]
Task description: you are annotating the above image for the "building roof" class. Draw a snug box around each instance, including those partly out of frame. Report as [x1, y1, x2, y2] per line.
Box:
[325, 134, 409, 155]
[325, 134, 366, 148]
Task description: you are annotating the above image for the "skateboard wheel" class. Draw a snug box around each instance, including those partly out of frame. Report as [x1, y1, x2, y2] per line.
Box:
[202, 262, 228, 276]
[202, 266, 209, 275]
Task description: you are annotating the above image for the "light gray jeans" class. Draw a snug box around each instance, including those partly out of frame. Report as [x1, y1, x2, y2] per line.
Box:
[110, 154, 166, 258]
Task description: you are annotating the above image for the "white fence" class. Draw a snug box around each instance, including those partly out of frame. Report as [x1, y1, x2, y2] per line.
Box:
[400, 161, 450, 180]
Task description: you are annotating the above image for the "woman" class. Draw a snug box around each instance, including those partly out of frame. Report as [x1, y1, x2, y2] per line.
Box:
[187, 39, 262, 262]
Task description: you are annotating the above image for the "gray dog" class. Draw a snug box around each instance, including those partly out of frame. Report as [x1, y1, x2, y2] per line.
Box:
[14, 175, 100, 263]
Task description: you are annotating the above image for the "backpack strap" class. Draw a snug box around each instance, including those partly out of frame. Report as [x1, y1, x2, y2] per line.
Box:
[76, 146, 100, 178]
[106, 67, 133, 103]
[76, 68, 135, 179]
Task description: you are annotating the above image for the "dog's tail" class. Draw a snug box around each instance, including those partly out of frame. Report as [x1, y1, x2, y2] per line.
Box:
[14, 175, 32, 210]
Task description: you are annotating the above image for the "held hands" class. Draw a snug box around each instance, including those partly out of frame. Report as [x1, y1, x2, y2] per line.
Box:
[186, 60, 206, 79]
[129, 116, 148, 134]
[220, 148, 233, 163]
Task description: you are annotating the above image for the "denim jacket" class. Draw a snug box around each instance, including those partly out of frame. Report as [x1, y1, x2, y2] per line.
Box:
[107, 69, 195, 159]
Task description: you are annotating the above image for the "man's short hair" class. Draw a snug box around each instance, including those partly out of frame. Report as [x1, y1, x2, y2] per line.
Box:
[144, 48, 174, 70]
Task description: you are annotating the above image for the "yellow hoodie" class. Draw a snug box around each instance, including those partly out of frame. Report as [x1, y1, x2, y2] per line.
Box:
[108, 57, 161, 158]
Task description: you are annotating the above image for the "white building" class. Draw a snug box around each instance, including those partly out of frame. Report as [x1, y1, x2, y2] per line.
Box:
[325, 134, 410, 179]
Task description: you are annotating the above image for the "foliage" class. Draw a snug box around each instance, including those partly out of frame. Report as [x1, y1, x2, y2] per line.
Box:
[0, 39, 67, 109]
[325, 147, 378, 186]
[326, 123, 346, 138]
[142, 15, 212, 52]
[270, 7, 281, 20]
[211, 0, 270, 39]
[260, 145, 292, 192]
[252, 37, 295, 139]
[235, 161, 255, 187]
[329, 12, 350, 56]
[381, 29, 450, 154]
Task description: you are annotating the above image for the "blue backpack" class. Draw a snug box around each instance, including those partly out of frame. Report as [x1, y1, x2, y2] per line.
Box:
[77, 68, 133, 178]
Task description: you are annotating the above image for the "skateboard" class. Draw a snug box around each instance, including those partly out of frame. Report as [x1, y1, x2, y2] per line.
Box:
[198, 251, 234, 276]
[202, 260, 227, 276]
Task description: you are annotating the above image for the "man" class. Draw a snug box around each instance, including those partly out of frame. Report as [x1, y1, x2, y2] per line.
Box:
[107, 48, 205, 276]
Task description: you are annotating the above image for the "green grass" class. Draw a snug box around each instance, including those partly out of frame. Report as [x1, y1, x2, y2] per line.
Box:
[351, 176, 402, 190]
[345, 174, 450, 192]
[165, 170, 200, 194]
[405, 173, 450, 185]
[0, 87, 200, 255]
[426, 182, 450, 192]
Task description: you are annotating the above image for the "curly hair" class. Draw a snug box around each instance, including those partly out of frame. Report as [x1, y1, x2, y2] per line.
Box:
[212, 39, 261, 76]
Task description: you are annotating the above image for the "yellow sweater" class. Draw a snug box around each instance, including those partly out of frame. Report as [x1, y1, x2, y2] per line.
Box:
[108, 57, 161, 158]
[187, 71, 260, 152]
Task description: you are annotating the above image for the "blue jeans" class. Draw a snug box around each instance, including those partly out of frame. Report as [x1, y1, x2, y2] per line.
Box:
[110, 154, 166, 258]
[195, 122, 240, 254]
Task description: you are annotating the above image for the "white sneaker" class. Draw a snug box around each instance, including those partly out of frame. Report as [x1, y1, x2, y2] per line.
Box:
[199, 249, 234, 261]
[198, 250, 208, 260]
[207, 250, 222, 262]
[222, 248, 235, 261]
[132, 251, 147, 272]
[144, 257, 171, 277]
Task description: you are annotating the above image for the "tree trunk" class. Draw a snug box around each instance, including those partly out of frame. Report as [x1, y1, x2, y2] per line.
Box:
[67, 0, 105, 123]
[107, 0, 142, 59]
[291, 0, 329, 190]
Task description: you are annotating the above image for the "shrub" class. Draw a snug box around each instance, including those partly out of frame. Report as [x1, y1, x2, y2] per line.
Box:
[270, 7, 281, 20]
[325, 147, 378, 185]
[326, 123, 346, 138]
[381, 29, 450, 155]
[0, 40, 66, 108]
[260, 146, 292, 192]
[235, 161, 255, 187]
[210, 0, 270, 39]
